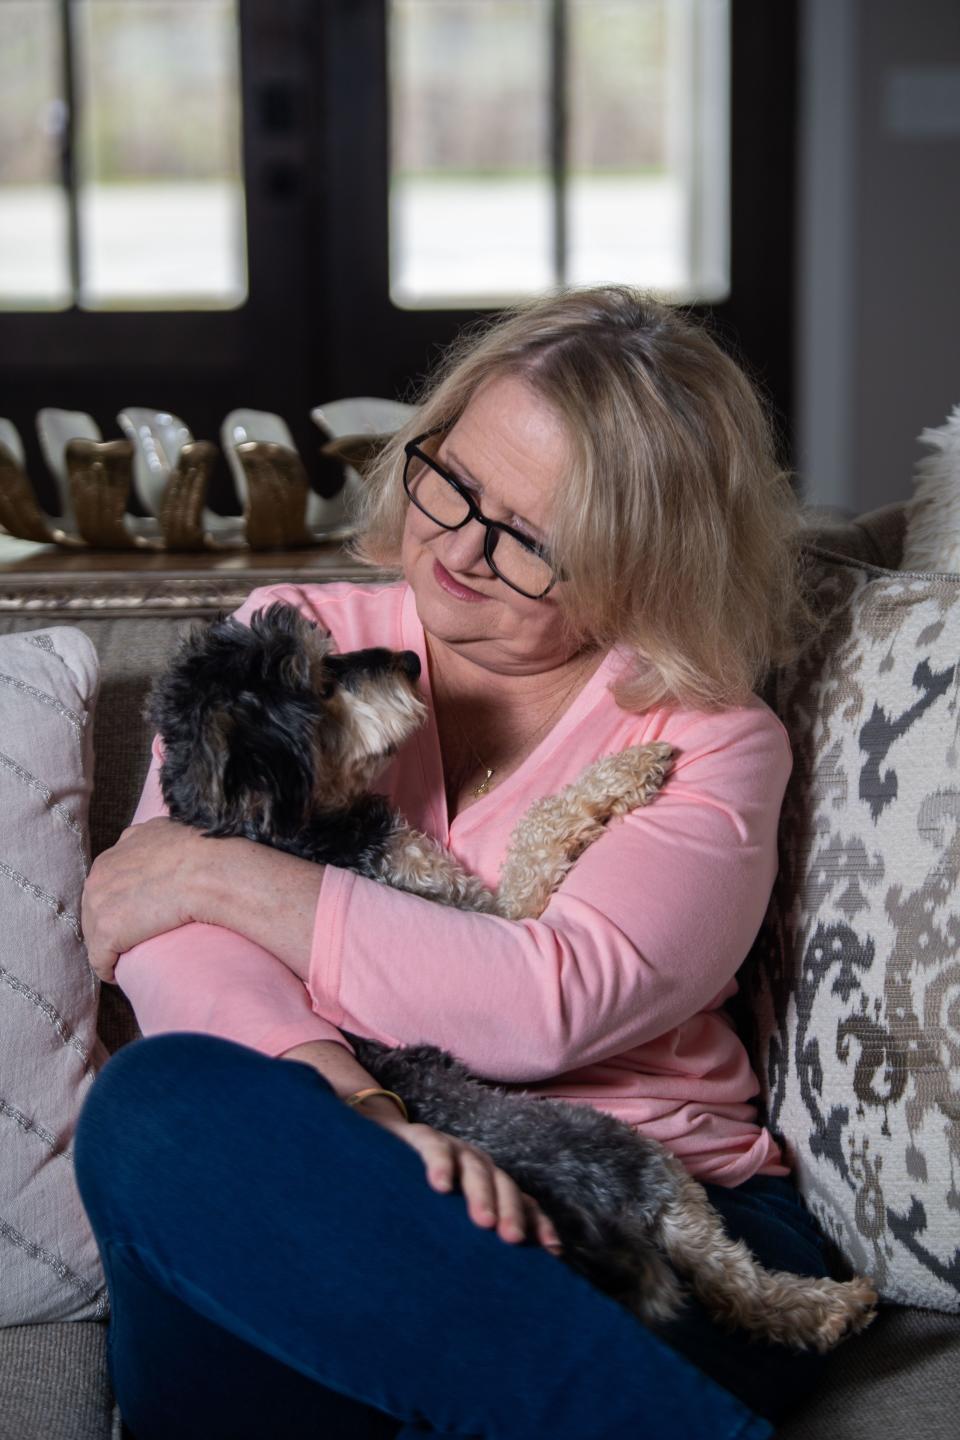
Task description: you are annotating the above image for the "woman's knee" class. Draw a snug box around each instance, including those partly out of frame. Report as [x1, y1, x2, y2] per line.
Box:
[101, 1031, 271, 1088]
[76, 1035, 228, 1215]
[79, 1034, 250, 1142]
[74, 1033, 333, 1226]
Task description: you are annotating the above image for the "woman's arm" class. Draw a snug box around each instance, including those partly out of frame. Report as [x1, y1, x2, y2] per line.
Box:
[124, 703, 792, 1085]
[89, 738, 358, 1062]
[324, 708, 789, 1084]
[321, 710, 789, 1082]
[93, 580, 364, 1061]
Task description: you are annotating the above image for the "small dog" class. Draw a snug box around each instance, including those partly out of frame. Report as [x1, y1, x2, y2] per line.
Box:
[148, 602, 877, 1351]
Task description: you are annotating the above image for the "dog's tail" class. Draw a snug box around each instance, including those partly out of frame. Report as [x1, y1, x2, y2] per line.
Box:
[653, 1158, 878, 1352]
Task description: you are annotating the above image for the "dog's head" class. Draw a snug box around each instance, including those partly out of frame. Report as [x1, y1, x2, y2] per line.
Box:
[148, 601, 426, 838]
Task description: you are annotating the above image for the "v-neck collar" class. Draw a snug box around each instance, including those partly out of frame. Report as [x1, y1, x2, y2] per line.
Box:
[399, 584, 627, 844]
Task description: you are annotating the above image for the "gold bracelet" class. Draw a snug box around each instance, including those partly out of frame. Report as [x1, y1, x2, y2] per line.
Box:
[344, 1087, 409, 1122]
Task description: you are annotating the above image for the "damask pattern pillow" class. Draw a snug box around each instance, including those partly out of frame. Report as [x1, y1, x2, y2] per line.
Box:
[748, 547, 960, 1311]
[0, 627, 109, 1323]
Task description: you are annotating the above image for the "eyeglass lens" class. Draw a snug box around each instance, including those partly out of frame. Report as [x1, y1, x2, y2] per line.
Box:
[405, 450, 554, 598]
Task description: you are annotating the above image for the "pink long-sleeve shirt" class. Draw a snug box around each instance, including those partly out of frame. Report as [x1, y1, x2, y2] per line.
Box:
[120, 578, 791, 1187]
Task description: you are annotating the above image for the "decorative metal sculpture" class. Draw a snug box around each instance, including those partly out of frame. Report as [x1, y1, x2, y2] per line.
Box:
[0, 408, 396, 553]
[0, 438, 80, 547]
[155, 441, 221, 551]
[66, 439, 155, 549]
[234, 440, 312, 550]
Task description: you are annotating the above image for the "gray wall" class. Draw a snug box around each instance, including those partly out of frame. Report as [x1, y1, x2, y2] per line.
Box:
[796, 0, 960, 515]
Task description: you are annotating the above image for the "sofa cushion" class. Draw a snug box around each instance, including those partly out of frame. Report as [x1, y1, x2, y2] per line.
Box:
[747, 547, 960, 1312]
[802, 501, 907, 572]
[777, 1305, 960, 1440]
[0, 628, 109, 1323]
[0, 1321, 113, 1440]
[0, 610, 227, 1058]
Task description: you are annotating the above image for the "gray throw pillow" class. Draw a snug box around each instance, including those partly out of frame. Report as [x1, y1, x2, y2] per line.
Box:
[749, 547, 960, 1311]
[0, 627, 108, 1323]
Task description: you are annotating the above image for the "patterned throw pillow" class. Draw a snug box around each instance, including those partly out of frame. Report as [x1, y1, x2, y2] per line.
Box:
[748, 546, 960, 1312]
[0, 628, 108, 1323]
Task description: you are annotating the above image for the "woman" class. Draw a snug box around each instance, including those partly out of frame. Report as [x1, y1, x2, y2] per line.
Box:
[77, 286, 828, 1440]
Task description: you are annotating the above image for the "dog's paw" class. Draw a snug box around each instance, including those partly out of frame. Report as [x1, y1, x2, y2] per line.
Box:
[586, 743, 674, 815]
[788, 1275, 879, 1353]
[819, 1275, 879, 1347]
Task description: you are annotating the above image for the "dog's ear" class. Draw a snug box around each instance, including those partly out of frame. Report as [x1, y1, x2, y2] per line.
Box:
[147, 606, 325, 838]
[176, 708, 238, 833]
[216, 695, 314, 837]
[250, 601, 334, 653]
[250, 602, 335, 691]
[143, 616, 222, 749]
[144, 617, 241, 829]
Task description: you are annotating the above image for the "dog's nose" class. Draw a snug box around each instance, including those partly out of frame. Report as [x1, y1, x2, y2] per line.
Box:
[398, 651, 421, 682]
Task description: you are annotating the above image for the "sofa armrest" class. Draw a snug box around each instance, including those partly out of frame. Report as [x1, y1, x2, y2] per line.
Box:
[801, 500, 906, 570]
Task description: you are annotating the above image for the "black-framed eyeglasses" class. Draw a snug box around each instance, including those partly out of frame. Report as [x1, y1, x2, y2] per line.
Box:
[402, 430, 564, 600]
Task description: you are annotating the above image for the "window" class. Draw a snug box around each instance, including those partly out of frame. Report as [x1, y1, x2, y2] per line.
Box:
[0, 0, 246, 312]
[0, 1, 797, 498]
[388, 0, 729, 309]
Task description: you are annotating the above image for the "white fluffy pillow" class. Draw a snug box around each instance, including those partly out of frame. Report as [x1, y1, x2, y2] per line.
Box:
[0, 627, 108, 1323]
[901, 401, 960, 573]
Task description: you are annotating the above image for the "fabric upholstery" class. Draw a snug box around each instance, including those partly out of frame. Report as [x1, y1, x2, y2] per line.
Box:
[801, 500, 906, 572]
[0, 628, 109, 1324]
[0, 1322, 113, 1440]
[777, 1304, 960, 1439]
[746, 546, 960, 1311]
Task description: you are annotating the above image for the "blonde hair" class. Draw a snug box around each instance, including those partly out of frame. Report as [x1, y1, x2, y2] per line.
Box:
[348, 285, 825, 713]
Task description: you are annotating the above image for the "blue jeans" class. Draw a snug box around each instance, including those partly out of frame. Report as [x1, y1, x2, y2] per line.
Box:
[74, 1033, 830, 1440]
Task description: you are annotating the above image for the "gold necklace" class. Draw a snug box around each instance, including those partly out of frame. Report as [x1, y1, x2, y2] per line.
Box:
[459, 736, 496, 798]
[434, 651, 597, 799]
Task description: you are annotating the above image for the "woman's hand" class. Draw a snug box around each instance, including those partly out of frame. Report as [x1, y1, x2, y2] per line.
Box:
[366, 1109, 564, 1256]
[82, 817, 206, 985]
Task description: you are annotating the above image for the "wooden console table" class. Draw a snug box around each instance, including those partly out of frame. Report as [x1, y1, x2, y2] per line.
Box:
[0, 532, 386, 619]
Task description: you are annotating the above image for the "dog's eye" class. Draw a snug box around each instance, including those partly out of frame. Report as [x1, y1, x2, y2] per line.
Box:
[319, 681, 335, 701]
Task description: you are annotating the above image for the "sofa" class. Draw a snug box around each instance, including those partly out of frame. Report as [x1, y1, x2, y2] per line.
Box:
[0, 500, 957, 1440]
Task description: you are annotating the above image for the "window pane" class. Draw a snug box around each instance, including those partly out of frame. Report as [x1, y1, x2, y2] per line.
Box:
[0, 1, 71, 309]
[74, 0, 246, 309]
[569, 0, 729, 300]
[389, 0, 552, 308]
[390, 0, 729, 308]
